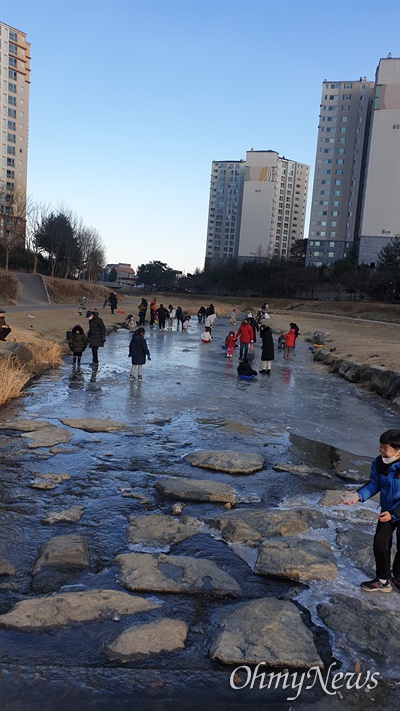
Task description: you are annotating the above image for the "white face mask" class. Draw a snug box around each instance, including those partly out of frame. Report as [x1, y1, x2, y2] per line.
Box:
[382, 450, 400, 464]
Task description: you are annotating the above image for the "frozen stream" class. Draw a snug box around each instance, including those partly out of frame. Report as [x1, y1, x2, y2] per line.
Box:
[0, 316, 399, 710]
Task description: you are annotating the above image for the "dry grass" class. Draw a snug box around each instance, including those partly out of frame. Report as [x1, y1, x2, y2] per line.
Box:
[0, 357, 31, 407]
[44, 277, 117, 304]
[28, 341, 63, 367]
[0, 271, 19, 305]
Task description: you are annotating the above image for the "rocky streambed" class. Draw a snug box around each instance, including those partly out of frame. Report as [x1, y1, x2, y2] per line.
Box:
[1, 326, 400, 710]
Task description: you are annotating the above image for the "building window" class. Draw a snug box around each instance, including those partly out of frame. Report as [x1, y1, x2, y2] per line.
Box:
[329, 232, 337, 237]
[334, 180, 342, 185]
[343, 94, 352, 100]
[8, 83, 17, 93]
[8, 69, 17, 80]
[9, 57, 17, 68]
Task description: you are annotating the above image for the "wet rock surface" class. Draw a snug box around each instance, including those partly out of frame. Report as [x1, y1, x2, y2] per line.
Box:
[0, 589, 159, 630]
[60, 417, 125, 432]
[210, 598, 323, 667]
[0, 559, 16, 576]
[127, 513, 201, 549]
[204, 507, 328, 545]
[336, 528, 375, 576]
[155, 476, 236, 503]
[184, 449, 264, 474]
[255, 538, 337, 582]
[43, 506, 85, 524]
[317, 594, 400, 666]
[105, 618, 188, 662]
[116, 552, 241, 597]
[21, 425, 73, 448]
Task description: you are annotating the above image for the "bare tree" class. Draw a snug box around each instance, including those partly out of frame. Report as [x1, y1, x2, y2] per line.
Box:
[0, 183, 28, 270]
[25, 200, 51, 273]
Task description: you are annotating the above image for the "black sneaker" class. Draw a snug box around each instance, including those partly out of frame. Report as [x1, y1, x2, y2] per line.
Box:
[259, 370, 267, 374]
[391, 574, 400, 592]
[360, 578, 392, 593]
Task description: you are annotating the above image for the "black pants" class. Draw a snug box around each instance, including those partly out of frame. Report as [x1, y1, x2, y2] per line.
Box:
[139, 312, 146, 326]
[158, 318, 166, 329]
[373, 519, 400, 580]
[0, 328, 11, 340]
[91, 346, 99, 364]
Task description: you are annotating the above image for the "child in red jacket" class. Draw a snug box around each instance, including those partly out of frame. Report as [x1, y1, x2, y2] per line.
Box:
[225, 330, 236, 358]
[283, 327, 296, 360]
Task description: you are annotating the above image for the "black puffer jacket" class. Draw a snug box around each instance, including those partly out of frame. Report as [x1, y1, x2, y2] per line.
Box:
[129, 333, 150, 365]
[87, 315, 106, 348]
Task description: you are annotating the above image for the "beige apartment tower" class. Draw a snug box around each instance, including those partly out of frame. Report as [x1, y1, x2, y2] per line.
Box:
[0, 22, 30, 250]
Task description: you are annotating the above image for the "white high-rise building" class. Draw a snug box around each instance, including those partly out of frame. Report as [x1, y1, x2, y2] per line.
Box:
[307, 78, 374, 267]
[0, 22, 30, 243]
[205, 150, 309, 267]
[358, 56, 400, 266]
[238, 150, 309, 263]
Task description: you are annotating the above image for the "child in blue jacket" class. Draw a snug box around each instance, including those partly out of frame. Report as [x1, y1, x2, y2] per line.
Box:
[342, 429, 400, 593]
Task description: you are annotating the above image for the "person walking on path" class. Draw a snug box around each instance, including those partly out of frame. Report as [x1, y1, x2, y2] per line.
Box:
[225, 330, 236, 358]
[342, 429, 400, 594]
[68, 324, 87, 367]
[235, 319, 254, 361]
[283, 326, 296, 360]
[108, 292, 118, 315]
[0, 309, 11, 341]
[128, 327, 151, 381]
[259, 325, 274, 375]
[87, 311, 106, 367]
[156, 304, 169, 330]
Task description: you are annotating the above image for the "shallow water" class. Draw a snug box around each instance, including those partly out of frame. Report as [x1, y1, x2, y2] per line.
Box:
[0, 317, 399, 709]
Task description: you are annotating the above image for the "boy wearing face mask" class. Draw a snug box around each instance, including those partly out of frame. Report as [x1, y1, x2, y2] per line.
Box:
[342, 429, 400, 593]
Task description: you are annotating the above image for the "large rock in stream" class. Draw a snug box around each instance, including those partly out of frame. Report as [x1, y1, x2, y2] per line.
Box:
[21, 426, 74, 448]
[105, 619, 188, 662]
[155, 476, 236, 504]
[127, 513, 200, 549]
[184, 450, 264, 475]
[203, 508, 328, 546]
[255, 538, 337, 582]
[116, 552, 241, 597]
[336, 527, 375, 576]
[210, 598, 323, 668]
[0, 589, 159, 631]
[32, 534, 90, 592]
[317, 593, 400, 665]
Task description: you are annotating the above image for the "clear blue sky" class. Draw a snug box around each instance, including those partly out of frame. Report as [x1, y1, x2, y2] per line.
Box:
[2, 1, 399, 273]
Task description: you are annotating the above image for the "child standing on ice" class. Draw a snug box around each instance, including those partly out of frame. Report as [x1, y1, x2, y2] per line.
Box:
[225, 330, 236, 358]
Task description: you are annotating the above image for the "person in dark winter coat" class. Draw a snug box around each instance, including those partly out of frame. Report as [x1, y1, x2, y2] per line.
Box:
[108, 292, 118, 314]
[156, 304, 169, 330]
[68, 325, 87, 367]
[0, 309, 11, 341]
[175, 306, 183, 330]
[128, 327, 151, 380]
[247, 312, 259, 343]
[87, 311, 106, 366]
[237, 358, 257, 377]
[259, 325, 274, 375]
[138, 298, 147, 326]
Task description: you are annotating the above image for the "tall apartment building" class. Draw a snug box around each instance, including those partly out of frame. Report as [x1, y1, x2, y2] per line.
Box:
[308, 55, 400, 268]
[205, 150, 309, 267]
[238, 150, 309, 263]
[307, 78, 375, 267]
[358, 56, 400, 266]
[205, 159, 245, 264]
[0, 22, 30, 238]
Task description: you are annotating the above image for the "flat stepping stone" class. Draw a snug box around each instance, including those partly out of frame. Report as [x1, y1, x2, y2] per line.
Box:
[336, 528, 375, 576]
[116, 552, 241, 597]
[255, 538, 337, 582]
[204, 508, 328, 546]
[43, 506, 85, 524]
[33, 534, 89, 575]
[61, 418, 125, 432]
[127, 513, 200, 549]
[0, 419, 51, 432]
[21, 426, 73, 448]
[211, 598, 322, 668]
[105, 619, 188, 661]
[155, 477, 236, 504]
[0, 589, 159, 631]
[184, 450, 264, 475]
